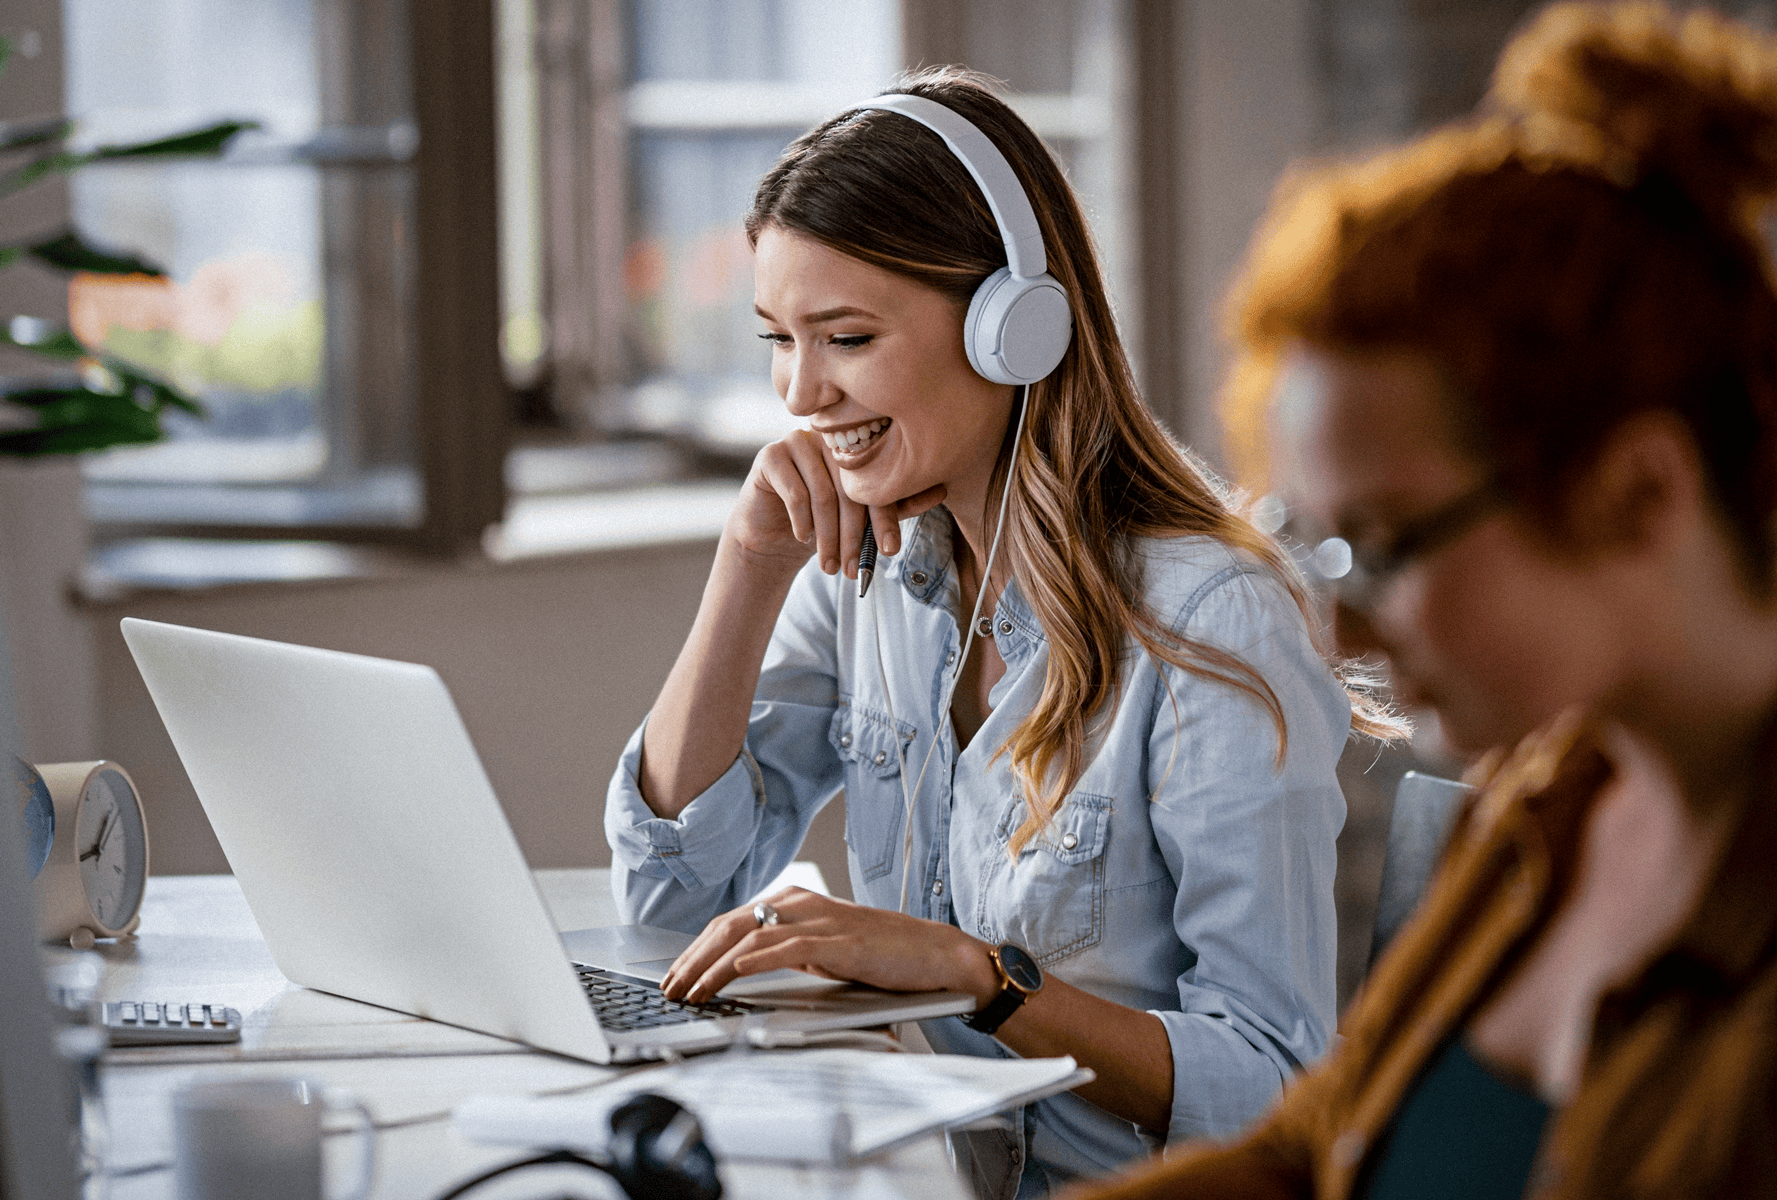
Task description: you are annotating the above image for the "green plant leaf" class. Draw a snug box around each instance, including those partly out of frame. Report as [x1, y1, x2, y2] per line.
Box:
[3, 383, 117, 411]
[106, 359, 205, 416]
[0, 322, 85, 360]
[26, 230, 166, 276]
[1, 381, 166, 452]
[0, 356, 206, 457]
[1, 149, 82, 196]
[0, 417, 164, 456]
[0, 116, 74, 154]
[0, 384, 162, 434]
[0, 247, 20, 271]
[90, 119, 259, 162]
[2, 120, 258, 196]
[0, 36, 11, 79]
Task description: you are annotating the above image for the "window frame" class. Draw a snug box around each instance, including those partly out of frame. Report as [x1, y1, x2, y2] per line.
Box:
[68, 0, 508, 556]
[526, 0, 1167, 456]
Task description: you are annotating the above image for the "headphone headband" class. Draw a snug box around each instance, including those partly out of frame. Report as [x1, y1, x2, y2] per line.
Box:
[856, 93, 1048, 281]
[851, 91, 1073, 385]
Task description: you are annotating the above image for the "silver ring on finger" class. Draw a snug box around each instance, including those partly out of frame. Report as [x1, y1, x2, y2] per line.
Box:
[753, 901, 781, 928]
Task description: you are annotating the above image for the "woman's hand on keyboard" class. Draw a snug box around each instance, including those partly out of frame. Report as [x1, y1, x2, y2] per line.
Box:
[658, 887, 1002, 1008]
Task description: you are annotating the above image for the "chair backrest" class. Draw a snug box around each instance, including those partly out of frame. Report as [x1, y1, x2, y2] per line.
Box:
[1369, 771, 1472, 969]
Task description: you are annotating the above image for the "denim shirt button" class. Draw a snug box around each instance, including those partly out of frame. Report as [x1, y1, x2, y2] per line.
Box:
[998, 620, 1013, 635]
[840, 733, 852, 748]
[932, 879, 944, 895]
[910, 570, 929, 586]
[873, 751, 887, 766]
[1061, 832, 1078, 850]
[947, 650, 957, 665]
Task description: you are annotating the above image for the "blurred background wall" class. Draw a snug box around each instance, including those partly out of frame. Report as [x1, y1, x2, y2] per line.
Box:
[11, 0, 1766, 1006]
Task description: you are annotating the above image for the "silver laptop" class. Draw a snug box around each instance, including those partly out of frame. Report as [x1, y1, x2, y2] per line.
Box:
[121, 618, 973, 1064]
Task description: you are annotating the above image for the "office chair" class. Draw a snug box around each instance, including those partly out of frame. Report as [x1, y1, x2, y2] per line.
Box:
[1368, 771, 1472, 970]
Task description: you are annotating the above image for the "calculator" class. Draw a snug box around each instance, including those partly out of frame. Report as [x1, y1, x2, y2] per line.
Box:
[101, 1001, 242, 1046]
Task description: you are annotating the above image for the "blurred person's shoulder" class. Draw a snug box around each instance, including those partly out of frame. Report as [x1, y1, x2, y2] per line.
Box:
[1459, 710, 1613, 846]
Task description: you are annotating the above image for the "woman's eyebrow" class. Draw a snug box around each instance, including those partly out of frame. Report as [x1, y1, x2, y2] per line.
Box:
[804, 305, 877, 323]
[752, 303, 879, 324]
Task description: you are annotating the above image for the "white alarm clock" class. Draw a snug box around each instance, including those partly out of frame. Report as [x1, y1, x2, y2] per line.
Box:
[32, 761, 150, 948]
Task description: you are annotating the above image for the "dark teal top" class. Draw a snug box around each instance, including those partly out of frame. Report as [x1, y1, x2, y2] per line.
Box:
[1354, 1036, 1552, 1200]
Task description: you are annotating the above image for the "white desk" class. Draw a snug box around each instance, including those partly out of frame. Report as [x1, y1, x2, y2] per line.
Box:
[88, 870, 968, 1200]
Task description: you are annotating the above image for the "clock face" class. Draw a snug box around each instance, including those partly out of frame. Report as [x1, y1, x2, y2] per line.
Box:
[74, 767, 147, 933]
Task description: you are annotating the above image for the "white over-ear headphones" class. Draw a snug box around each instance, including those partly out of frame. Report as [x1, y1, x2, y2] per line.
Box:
[857, 93, 1074, 386]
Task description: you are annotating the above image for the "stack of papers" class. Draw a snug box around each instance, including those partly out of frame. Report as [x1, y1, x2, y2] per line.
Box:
[455, 1049, 1092, 1164]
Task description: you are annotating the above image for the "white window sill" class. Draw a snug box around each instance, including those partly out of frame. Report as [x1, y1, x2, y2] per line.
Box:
[79, 480, 741, 601]
[484, 479, 739, 562]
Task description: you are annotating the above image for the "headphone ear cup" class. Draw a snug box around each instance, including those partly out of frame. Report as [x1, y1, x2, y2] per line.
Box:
[605, 1093, 723, 1200]
[964, 267, 1073, 386]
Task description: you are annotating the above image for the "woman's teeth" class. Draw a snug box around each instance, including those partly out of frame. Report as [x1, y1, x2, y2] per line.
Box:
[824, 419, 890, 454]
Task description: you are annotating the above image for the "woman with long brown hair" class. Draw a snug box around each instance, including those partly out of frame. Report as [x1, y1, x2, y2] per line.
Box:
[1073, 3, 1777, 1198]
[604, 68, 1389, 1194]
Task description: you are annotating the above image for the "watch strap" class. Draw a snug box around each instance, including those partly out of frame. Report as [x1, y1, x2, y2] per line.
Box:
[962, 984, 1028, 1035]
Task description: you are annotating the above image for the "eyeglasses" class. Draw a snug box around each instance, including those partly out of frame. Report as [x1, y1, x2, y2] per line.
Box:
[1301, 477, 1505, 612]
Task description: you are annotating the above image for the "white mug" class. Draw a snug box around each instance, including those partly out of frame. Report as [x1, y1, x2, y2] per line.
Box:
[172, 1077, 375, 1200]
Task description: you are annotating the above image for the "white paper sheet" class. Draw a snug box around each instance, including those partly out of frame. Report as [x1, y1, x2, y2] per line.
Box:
[454, 1049, 1093, 1164]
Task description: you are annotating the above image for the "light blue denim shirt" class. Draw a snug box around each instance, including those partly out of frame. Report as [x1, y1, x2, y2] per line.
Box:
[606, 508, 1350, 1193]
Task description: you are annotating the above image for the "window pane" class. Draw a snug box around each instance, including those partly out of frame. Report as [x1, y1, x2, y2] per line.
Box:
[619, 0, 901, 451]
[623, 130, 796, 448]
[630, 0, 786, 82]
[63, 0, 420, 528]
[69, 163, 326, 485]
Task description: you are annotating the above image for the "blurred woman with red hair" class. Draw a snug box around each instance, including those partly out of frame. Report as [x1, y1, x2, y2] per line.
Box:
[1073, 3, 1777, 1197]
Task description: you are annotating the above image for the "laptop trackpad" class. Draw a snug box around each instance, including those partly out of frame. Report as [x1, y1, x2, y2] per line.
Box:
[560, 924, 692, 974]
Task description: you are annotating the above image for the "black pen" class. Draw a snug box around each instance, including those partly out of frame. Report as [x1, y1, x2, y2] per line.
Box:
[858, 518, 878, 598]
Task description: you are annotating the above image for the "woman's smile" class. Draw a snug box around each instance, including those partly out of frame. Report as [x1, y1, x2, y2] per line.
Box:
[819, 417, 892, 458]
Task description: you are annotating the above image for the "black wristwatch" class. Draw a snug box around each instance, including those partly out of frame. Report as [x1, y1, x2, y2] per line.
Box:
[961, 942, 1043, 1036]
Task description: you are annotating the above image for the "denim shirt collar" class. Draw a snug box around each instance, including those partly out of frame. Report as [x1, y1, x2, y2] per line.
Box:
[893, 506, 954, 603]
[894, 506, 1045, 653]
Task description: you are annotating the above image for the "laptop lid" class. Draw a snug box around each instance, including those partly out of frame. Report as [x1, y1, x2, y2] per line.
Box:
[121, 617, 614, 1063]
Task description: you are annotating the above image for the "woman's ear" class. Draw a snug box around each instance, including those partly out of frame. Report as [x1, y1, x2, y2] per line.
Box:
[1567, 411, 1706, 559]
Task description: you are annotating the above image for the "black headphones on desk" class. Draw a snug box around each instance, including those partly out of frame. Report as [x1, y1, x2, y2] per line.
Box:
[432, 1092, 722, 1200]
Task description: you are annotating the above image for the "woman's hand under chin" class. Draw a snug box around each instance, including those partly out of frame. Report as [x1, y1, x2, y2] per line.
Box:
[659, 887, 1001, 1006]
[731, 428, 946, 580]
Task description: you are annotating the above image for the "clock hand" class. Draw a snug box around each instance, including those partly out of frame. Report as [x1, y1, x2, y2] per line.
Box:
[80, 811, 117, 862]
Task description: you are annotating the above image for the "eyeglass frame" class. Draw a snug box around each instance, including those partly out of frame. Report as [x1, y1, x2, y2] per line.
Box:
[1303, 476, 1507, 612]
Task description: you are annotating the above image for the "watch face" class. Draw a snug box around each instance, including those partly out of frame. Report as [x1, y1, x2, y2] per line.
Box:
[997, 943, 1042, 992]
[75, 767, 148, 933]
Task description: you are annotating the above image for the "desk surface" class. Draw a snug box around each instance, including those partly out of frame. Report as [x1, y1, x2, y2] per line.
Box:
[91, 869, 967, 1200]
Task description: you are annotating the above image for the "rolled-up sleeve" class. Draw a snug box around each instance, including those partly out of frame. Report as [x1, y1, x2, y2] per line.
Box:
[1145, 567, 1349, 1146]
[605, 559, 848, 935]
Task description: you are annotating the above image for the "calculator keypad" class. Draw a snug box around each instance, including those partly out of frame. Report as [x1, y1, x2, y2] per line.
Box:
[102, 1001, 242, 1045]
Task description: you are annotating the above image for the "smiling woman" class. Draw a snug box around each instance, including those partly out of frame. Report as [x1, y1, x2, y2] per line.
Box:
[603, 67, 1401, 1197]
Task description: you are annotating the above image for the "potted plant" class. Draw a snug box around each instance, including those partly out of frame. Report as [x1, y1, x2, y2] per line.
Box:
[0, 30, 252, 765]
[1, 33, 254, 456]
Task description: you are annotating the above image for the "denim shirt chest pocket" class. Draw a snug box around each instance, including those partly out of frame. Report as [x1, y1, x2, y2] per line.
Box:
[827, 700, 917, 882]
[975, 793, 1112, 964]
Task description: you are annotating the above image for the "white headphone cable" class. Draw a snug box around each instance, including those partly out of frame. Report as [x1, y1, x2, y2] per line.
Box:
[866, 388, 1029, 915]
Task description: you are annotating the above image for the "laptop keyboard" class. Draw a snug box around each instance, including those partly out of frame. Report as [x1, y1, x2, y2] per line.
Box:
[574, 965, 761, 1031]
